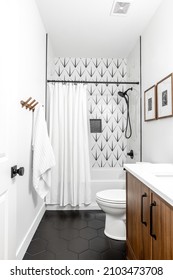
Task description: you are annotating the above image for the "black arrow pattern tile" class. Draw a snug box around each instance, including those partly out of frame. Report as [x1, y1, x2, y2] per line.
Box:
[53, 58, 127, 167]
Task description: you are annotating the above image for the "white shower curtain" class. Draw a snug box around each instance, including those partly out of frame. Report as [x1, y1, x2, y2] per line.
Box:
[46, 83, 91, 206]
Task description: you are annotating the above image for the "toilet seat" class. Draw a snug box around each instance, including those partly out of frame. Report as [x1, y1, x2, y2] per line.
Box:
[96, 189, 126, 204]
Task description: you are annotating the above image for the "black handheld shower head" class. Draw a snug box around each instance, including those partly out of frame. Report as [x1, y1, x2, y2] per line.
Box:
[117, 87, 133, 139]
[118, 91, 126, 98]
[118, 87, 133, 98]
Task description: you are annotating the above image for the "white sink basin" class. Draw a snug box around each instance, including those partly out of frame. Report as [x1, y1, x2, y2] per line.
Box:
[154, 173, 173, 178]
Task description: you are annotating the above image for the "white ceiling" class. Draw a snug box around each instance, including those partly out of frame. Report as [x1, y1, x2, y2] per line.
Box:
[35, 0, 163, 58]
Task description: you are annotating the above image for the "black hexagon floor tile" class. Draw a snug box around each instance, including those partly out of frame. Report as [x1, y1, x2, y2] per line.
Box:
[89, 237, 110, 252]
[95, 212, 106, 221]
[46, 211, 67, 221]
[53, 218, 72, 230]
[39, 227, 60, 241]
[23, 253, 32, 260]
[102, 249, 126, 260]
[109, 239, 126, 252]
[71, 219, 87, 230]
[56, 250, 78, 260]
[47, 238, 68, 254]
[23, 210, 126, 260]
[24, 250, 55, 260]
[68, 237, 88, 253]
[41, 213, 63, 224]
[27, 238, 47, 255]
[37, 221, 53, 231]
[88, 219, 105, 229]
[79, 250, 101, 260]
[67, 211, 82, 219]
[80, 211, 96, 221]
[32, 231, 40, 240]
[60, 228, 79, 240]
[97, 228, 107, 239]
[80, 227, 97, 240]
[41, 211, 56, 222]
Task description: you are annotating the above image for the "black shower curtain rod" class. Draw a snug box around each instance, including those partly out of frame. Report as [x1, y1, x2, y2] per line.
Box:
[47, 80, 139, 85]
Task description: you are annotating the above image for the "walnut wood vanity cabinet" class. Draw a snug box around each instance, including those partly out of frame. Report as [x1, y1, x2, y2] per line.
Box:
[126, 172, 173, 260]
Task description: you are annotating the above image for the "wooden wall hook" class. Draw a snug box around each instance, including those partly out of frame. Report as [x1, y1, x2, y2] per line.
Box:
[20, 97, 39, 112]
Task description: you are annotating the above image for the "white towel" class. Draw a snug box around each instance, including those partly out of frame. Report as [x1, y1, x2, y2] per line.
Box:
[32, 105, 55, 199]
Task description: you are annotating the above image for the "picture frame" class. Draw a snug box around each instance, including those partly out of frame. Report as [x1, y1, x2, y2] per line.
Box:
[156, 73, 173, 119]
[144, 85, 156, 121]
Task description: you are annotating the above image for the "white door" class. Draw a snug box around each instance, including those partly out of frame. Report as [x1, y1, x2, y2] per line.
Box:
[0, 158, 16, 260]
[0, 86, 17, 260]
[0, 0, 19, 259]
[0, 158, 10, 260]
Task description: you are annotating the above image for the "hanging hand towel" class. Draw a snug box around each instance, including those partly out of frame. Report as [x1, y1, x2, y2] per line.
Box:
[32, 105, 55, 199]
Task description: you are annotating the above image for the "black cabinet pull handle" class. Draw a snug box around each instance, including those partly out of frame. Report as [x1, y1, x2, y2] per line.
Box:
[141, 193, 147, 226]
[150, 201, 157, 240]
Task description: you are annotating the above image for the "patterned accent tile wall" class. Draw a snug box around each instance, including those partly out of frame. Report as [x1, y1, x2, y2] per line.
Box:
[54, 58, 127, 168]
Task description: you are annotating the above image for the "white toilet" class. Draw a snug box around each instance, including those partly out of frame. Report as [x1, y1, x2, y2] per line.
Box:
[96, 189, 126, 240]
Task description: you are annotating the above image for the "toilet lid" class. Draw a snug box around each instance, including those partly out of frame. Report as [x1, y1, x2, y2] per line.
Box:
[96, 189, 126, 204]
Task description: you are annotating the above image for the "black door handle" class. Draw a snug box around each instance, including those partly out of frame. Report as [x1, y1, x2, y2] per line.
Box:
[11, 165, 25, 178]
[150, 201, 156, 240]
[141, 193, 147, 226]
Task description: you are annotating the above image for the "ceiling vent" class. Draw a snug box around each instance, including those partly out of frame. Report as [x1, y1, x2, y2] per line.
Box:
[111, 1, 131, 16]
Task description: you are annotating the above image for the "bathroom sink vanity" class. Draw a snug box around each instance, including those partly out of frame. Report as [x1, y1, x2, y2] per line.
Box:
[124, 163, 173, 260]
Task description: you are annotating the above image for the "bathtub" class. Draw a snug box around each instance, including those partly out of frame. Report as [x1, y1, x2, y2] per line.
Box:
[90, 168, 126, 209]
[47, 168, 126, 210]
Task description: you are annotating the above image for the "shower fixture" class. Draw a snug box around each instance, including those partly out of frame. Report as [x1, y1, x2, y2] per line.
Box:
[118, 87, 133, 139]
[118, 87, 132, 98]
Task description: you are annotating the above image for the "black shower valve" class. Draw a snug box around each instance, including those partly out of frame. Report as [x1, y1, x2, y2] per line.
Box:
[127, 150, 134, 159]
[11, 165, 25, 178]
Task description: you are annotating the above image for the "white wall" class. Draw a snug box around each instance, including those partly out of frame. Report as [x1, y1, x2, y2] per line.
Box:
[47, 37, 55, 79]
[16, 0, 47, 258]
[127, 40, 141, 163]
[142, 0, 173, 163]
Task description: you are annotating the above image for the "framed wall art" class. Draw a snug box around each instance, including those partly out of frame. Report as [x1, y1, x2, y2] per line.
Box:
[156, 73, 173, 119]
[144, 85, 156, 121]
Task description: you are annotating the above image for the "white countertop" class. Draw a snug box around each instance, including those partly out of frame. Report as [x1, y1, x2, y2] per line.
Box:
[124, 163, 173, 207]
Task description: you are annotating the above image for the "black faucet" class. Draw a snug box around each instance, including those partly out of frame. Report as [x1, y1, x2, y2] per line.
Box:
[127, 150, 134, 159]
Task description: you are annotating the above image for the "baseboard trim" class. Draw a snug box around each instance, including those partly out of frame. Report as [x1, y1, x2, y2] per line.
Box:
[16, 203, 46, 260]
[46, 203, 100, 211]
